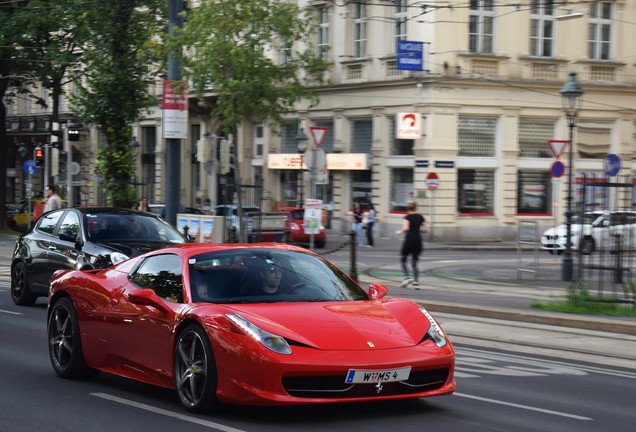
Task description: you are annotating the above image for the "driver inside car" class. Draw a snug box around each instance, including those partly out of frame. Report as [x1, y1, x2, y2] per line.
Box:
[259, 262, 282, 294]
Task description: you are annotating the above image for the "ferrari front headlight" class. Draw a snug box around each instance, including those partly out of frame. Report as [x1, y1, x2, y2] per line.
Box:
[226, 313, 292, 355]
[420, 308, 447, 348]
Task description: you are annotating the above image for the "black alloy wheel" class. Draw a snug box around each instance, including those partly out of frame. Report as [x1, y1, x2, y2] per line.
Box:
[174, 324, 219, 413]
[48, 297, 96, 379]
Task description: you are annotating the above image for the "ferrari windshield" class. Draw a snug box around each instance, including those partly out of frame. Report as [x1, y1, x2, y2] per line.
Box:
[189, 248, 369, 303]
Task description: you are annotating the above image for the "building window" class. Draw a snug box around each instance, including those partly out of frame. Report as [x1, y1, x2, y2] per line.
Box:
[458, 169, 494, 215]
[313, 120, 334, 152]
[280, 122, 299, 153]
[352, 171, 372, 209]
[316, 6, 329, 60]
[281, 37, 292, 64]
[253, 123, 264, 158]
[353, 2, 366, 58]
[517, 170, 552, 215]
[589, 1, 613, 60]
[576, 121, 611, 159]
[530, 0, 554, 57]
[519, 119, 555, 158]
[459, 117, 496, 157]
[469, 0, 494, 54]
[390, 168, 413, 212]
[393, 0, 408, 53]
[350, 118, 372, 153]
[388, 116, 413, 155]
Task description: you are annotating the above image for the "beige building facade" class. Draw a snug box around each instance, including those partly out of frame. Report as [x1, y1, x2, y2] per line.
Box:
[6, 1, 635, 241]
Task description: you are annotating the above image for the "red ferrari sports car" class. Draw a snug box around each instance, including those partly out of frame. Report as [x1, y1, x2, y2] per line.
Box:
[47, 243, 455, 413]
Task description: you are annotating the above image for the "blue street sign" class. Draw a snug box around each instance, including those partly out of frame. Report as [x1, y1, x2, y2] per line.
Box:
[23, 159, 37, 175]
[604, 153, 621, 177]
[415, 160, 429, 168]
[396, 40, 423, 71]
[435, 161, 455, 168]
[551, 161, 565, 178]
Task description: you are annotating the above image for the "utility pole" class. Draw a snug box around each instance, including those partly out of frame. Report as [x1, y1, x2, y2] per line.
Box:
[164, 0, 184, 226]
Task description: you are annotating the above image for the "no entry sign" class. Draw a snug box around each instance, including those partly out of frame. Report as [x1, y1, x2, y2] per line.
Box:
[426, 172, 439, 190]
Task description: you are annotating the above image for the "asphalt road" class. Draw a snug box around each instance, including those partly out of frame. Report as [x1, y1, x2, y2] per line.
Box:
[1, 233, 636, 431]
[1, 291, 635, 432]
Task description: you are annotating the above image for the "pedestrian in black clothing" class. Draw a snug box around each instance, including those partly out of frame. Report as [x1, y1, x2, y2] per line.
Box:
[352, 202, 364, 246]
[396, 200, 428, 289]
[365, 203, 376, 247]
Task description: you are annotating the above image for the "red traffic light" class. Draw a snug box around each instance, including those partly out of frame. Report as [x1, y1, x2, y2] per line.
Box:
[35, 147, 44, 166]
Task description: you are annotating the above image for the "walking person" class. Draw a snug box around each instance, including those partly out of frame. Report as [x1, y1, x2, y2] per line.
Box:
[43, 185, 63, 213]
[352, 202, 364, 246]
[396, 199, 428, 289]
[365, 203, 376, 247]
[136, 197, 149, 212]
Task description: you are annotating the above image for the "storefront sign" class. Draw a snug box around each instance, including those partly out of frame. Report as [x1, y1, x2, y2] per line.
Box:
[396, 112, 421, 140]
[268, 153, 370, 170]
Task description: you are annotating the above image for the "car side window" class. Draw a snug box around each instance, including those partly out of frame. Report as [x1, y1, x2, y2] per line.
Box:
[58, 211, 80, 239]
[37, 210, 64, 235]
[131, 254, 183, 303]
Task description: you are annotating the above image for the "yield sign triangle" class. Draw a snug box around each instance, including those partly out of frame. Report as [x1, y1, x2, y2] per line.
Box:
[547, 140, 569, 160]
[309, 126, 328, 149]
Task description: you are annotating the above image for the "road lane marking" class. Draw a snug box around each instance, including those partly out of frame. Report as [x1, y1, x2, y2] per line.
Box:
[454, 392, 592, 421]
[91, 393, 247, 431]
[0, 309, 22, 315]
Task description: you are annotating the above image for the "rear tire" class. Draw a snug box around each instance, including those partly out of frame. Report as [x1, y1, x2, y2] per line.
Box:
[11, 262, 37, 306]
[48, 297, 97, 379]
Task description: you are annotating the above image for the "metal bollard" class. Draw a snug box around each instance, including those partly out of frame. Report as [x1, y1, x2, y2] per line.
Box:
[349, 230, 358, 283]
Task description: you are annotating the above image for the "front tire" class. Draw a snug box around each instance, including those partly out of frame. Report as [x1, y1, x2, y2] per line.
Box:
[48, 297, 96, 379]
[11, 262, 37, 306]
[174, 325, 219, 413]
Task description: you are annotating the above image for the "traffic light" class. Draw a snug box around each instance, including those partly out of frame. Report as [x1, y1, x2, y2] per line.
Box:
[35, 146, 44, 166]
[196, 138, 210, 162]
[219, 139, 230, 174]
[68, 127, 80, 141]
[51, 122, 63, 149]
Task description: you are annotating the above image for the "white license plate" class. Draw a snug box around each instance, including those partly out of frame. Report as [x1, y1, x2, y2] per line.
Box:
[345, 367, 411, 384]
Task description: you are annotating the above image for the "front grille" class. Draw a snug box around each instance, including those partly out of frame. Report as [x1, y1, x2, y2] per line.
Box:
[282, 368, 449, 398]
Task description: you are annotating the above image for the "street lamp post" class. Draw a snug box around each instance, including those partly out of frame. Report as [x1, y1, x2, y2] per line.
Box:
[560, 72, 584, 282]
[295, 127, 308, 208]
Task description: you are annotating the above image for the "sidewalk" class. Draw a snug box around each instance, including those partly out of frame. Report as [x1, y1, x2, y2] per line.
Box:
[323, 230, 636, 336]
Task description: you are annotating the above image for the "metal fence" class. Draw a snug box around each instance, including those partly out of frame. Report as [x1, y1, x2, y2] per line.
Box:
[575, 173, 635, 303]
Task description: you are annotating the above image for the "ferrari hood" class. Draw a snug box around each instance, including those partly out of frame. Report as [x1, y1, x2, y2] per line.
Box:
[226, 300, 430, 350]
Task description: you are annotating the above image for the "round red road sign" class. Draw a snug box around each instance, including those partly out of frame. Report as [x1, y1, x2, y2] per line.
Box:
[426, 172, 439, 190]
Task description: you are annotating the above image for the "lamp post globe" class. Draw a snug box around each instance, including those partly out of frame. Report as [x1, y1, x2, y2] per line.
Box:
[559, 72, 584, 282]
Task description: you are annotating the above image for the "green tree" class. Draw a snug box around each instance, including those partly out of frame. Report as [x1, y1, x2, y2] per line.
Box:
[171, 0, 328, 239]
[71, 0, 165, 208]
[175, 0, 327, 132]
[0, 0, 39, 230]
